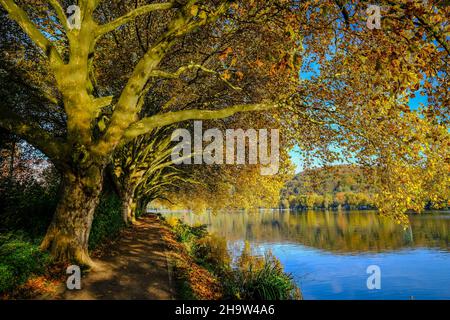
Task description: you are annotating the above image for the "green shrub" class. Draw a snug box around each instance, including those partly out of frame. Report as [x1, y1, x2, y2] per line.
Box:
[221, 250, 301, 300]
[0, 264, 15, 293]
[228, 257, 301, 300]
[192, 238, 301, 300]
[0, 179, 57, 237]
[0, 233, 50, 293]
[89, 191, 124, 249]
[171, 219, 208, 243]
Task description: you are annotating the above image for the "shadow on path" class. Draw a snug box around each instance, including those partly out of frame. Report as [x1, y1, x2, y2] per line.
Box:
[63, 216, 174, 300]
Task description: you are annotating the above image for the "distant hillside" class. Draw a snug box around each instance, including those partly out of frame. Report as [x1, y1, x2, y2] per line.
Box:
[281, 165, 376, 210]
[282, 165, 375, 197]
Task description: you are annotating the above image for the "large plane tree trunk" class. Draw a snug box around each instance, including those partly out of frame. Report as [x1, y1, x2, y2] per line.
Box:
[40, 166, 104, 267]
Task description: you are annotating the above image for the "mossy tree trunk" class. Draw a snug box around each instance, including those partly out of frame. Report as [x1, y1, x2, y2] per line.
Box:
[40, 165, 104, 267]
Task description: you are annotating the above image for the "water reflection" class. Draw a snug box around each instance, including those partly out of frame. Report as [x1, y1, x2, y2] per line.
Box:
[166, 210, 449, 254]
[165, 210, 450, 299]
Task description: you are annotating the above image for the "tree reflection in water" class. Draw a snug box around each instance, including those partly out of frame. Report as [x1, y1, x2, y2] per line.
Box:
[165, 210, 449, 254]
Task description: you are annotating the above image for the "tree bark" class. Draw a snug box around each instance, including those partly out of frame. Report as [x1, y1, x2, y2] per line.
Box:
[121, 189, 137, 225]
[40, 166, 104, 267]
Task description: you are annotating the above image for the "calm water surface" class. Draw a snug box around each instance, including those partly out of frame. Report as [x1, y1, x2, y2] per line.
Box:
[165, 210, 450, 300]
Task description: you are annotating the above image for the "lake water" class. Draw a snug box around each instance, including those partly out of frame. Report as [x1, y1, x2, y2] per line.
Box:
[165, 210, 450, 300]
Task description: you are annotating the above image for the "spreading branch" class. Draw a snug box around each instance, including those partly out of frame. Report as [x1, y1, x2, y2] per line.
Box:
[414, 14, 450, 57]
[96, 2, 174, 38]
[93, 0, 231, 156]
[123, 102, 279, 141]
[149, 63, 242, 90]
[47, 0, 69, 31]
[0, 0, 63, 65]
[334, 0, 350, 27]
[384, 0, 450, 56]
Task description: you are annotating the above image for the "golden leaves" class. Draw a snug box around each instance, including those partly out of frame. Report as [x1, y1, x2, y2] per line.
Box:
[236, 71, 244, 81]
[190, 5, 199, 17]
[219, 47, 233, 61]
[222, 70, 231, 80]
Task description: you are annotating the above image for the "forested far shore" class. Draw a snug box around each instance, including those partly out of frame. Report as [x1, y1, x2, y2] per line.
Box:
[280, 165, 450, 211]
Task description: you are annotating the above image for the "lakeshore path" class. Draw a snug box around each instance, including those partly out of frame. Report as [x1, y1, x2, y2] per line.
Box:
[62, 215, 174, 300]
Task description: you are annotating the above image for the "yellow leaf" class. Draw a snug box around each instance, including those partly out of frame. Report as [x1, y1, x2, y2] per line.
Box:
[190, 5, 199, 16]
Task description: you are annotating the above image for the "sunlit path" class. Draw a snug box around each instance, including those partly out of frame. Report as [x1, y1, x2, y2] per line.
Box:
[63, 216, 174, 300]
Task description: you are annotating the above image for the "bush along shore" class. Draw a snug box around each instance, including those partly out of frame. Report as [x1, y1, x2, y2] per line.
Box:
[160, 214, 302, 300]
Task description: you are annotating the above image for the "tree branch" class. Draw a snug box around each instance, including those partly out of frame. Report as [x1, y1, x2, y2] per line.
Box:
[0, 0, 63, 65]
[79, 0, 101, 15]
[384, 0, 450, 56]
[149, 63, 242, 91]
[414, 14, 450, 57]
[123, 102, 279, 140]
[92, 0, 231, 156]
[0, 104, 68, 166]
[96, 2, 174, 38]
[334, 0, 350, 28]
[47, 0, 69, 31]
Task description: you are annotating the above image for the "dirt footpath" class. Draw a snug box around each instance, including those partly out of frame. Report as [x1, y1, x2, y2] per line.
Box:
[62, 215, 174, 300]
